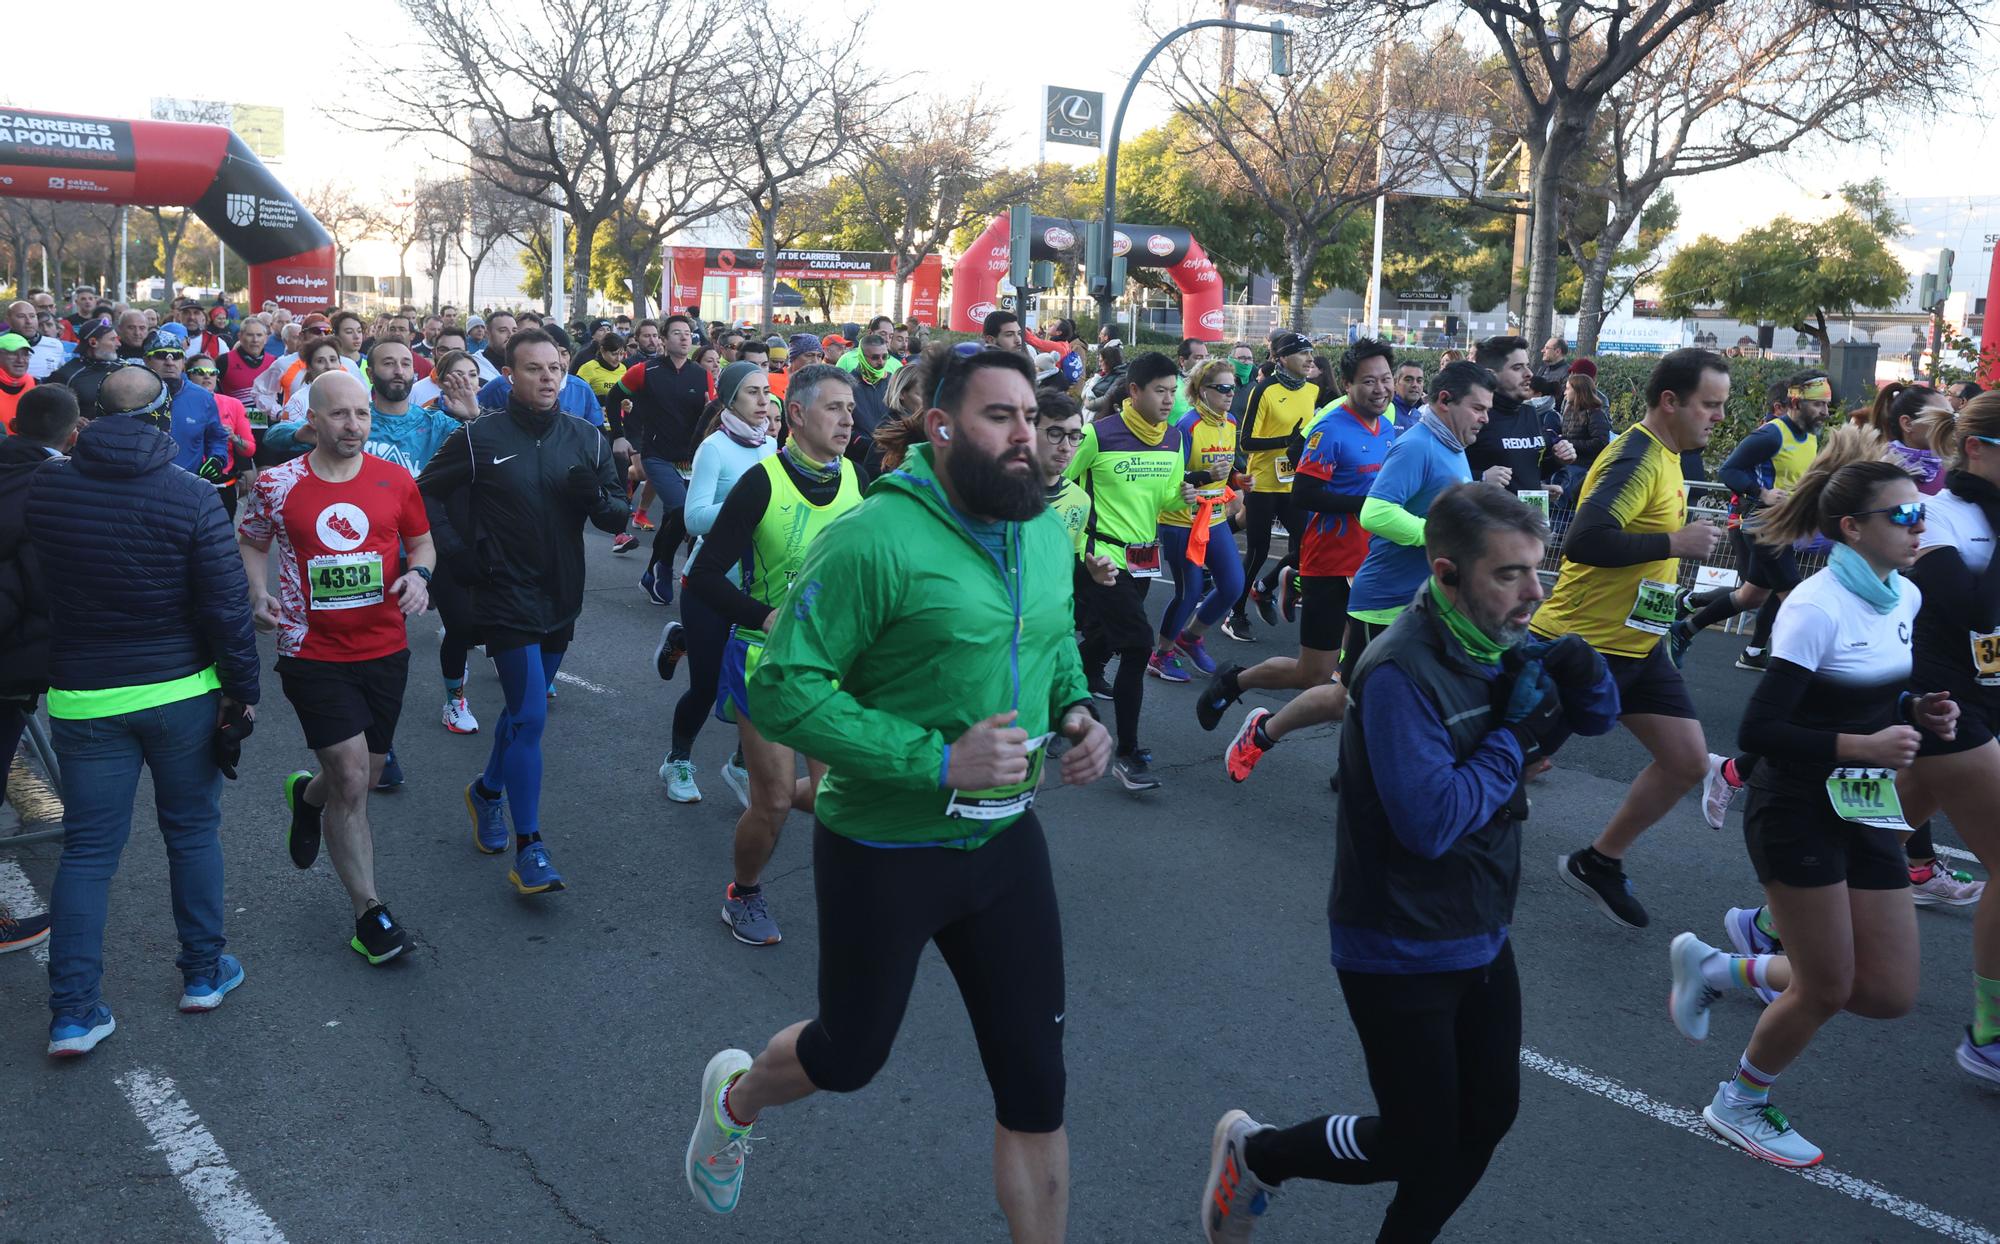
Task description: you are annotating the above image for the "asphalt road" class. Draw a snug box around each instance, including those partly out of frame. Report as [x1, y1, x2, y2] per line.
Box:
[3, 528, 1997, 1244]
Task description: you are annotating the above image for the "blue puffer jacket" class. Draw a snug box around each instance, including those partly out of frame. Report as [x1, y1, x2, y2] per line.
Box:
[26, 417, 259, 704]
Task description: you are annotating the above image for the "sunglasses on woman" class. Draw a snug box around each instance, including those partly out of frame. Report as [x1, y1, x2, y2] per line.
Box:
[1204, 382, 1236, 396]
[1850, 502, 1925, 526]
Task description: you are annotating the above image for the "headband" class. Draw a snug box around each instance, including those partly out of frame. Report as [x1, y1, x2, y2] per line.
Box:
[1790, 378, 1832, 402]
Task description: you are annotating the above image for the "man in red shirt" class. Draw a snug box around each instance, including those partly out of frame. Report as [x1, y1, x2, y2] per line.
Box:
[237, 372, 435, 965]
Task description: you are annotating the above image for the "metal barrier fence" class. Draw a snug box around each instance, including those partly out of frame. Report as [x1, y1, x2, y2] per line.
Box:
[1536, 480, 1830, 632]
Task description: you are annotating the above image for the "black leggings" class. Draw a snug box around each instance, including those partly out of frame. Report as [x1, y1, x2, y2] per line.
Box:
[440, 629, 476, 684]
[670, 588, 731, 757]
[795, 816, 1066, 1133]
[1245, 942, 1522, 1243]
[1236, 491, 1303, 613]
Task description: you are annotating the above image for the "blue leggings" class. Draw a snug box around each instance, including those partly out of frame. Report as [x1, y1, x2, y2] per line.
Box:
[1159, 523, 1246, 642]
[481, 643, 565, 837]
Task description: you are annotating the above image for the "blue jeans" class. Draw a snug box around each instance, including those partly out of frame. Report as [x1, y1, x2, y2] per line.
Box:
[1159, 523, 1246, 641]
[641, 456, 691, 581]
[48, 690, 226, 1015]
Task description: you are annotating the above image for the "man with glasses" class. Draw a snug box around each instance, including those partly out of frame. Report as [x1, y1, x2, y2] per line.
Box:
[141, 332, 230, 482]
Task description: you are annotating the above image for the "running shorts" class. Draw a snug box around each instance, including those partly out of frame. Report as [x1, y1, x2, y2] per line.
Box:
[1338, 614, 1394, 684]
[715, 629, 763, 725]
[1298, 575, 1350, 654]
[1916, 682, 2000, 758]
[484, 623, 575, 658]
[277, 650, 410, 754]
[796, 815, 1066, 1133]
[1731, 526, 1803, 593]
[1602, 643, 1697, 720]
[1742, 768, 1909, 890]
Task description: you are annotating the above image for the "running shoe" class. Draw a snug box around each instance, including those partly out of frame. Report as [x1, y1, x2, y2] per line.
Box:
[1278, 574, 1300, 623]
[1956, 1028, 2000, 1087]
[721, 757, 751, 809]
[0, 906, 50, 954]
[1088, 672, 1115, 701]
[1703, 1088, 1822, 1167]
[721, 884, 781, 945]
[351, 904, 412, 965]
[655, 621, 686, 681]
[1226, 709, 1271, 784]
[465, 779, 509, 854]
[510, 842, 566, 894]
[1249, 584, 1278, 626]
[179, 954, 245, 1013]
[1701, 753, 1740, 830]
[612, 532, 640, 555]
[1557, 849, 1650, 929]
[1666, 619, 1694, 669]
[1197, 665, 1245, 732]
[1220, 612, 1254, 643]
[284, 770, 321, 869]
[632, 511, 656, 532]
[661, 757, 702, 804]
[1115, 749, 1162, 792]
[1911, 865, 1986, 907]
[47, 1005, 115, 1058]
[373, 750, 404, 791]
[441, 692, 479, 734]
[1148, 650, 1192, 683]
[1200, 1109, 1275, 1244]
[1735, 647, 1769, 672]
[546, 681, 558, 703]
[686, 1048, 754, 1213]
[640, 567, 673, 607]
[1668, 932, 1722, 1042]
[1176, 632, 1218, 676]
[1721, 907, 1782, 1006]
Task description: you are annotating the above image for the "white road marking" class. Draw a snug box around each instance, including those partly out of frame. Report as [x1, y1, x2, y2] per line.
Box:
[1521, 1047, 1996, 1243]
[116, 1068, 289, 1244]
[552, 671, 612, 695]
[1936, 845, 1982, 868]
[0, 858, 49, 964]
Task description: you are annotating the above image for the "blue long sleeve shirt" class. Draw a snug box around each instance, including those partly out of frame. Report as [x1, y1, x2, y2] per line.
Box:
[165, 383, 229, 473]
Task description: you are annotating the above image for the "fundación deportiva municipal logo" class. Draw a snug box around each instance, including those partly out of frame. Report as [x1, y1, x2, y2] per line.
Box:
[225, 193, 257, 227]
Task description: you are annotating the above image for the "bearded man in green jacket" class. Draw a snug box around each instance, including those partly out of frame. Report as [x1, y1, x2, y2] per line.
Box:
[683, 347, 1113, 1239]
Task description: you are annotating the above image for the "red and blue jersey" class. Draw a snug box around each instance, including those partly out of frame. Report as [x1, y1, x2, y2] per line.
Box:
[1297, 397, 1398, 578]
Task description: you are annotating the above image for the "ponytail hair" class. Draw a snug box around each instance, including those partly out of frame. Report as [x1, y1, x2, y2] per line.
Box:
[1867, 380, 1945, 446]
[1751, 424, 1913, 547]
[1937, 390, 2000, 472]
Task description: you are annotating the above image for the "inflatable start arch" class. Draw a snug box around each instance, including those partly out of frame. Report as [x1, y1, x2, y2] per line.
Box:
[950, 211, 1225, 341]
[0, 108, 334, 313]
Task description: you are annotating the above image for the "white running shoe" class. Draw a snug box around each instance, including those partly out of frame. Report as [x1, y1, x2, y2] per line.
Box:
[687, 1049, 755, 1214]
[1911, 865, 1985, 907]
[1956, 1028, 2000, 1087]
[1200, 1109, 1275, 1243]
[441, 693, 479, 735]
[1701, 753, 1739, 830]
[1668, 932, 1722, 1042]
[660, 757, 701, 804]
[721, 757, 751, 809]
[1721, 907, 1781, 1005]
[1703, 1086, 1822, 1167]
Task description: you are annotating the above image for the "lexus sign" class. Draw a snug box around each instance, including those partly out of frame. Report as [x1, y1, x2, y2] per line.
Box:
[1043, 86, 1104, 149]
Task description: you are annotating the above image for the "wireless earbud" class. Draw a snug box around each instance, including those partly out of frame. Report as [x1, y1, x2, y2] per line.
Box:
[1441, 566, 1460, 587]
[936, 426, 951, 441]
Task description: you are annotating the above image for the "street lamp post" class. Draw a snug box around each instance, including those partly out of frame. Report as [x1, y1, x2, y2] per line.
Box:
[1096, 18, 1289, 332]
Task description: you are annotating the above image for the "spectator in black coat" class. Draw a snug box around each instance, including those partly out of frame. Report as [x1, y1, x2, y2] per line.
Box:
[28, 365, 260, 1056]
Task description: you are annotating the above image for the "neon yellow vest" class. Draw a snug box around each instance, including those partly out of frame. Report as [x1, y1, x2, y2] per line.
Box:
[1770, 419, 1819, 492]
[742, 454, 861, 639]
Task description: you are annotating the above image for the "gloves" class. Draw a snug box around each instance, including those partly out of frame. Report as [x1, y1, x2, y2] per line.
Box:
[1540, 633, 1607, 693]
[564, 463, 601, 508]
[1495, 643, 1566, 764]
[196, 456, 226, 482]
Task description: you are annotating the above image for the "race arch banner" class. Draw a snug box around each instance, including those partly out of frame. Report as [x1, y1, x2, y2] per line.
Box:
[666, 247, 944, 326]
[948, 211, 1225, 340]
[0, 108, 334, 314]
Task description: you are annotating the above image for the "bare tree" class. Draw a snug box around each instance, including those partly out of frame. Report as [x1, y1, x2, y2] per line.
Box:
[1163, 28, 1456, 330]
[142, 208, 194, 301]
[302, 182, 383, 296]
[412, 178, 468, 314]
[0, 199, 34, 295]
[720, 23, 899, 326]
[839, 92, 1005, 321]
[458, 178, 533, 311]
[354, 0, 744, 319]
[603, 158, 736, 320]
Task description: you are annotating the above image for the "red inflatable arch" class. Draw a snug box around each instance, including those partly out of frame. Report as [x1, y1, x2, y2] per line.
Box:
[0, 108, 334, 314]
[950, 210, 1224, 341]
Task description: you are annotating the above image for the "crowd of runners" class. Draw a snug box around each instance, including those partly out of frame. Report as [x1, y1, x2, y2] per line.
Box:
[2, 285, 1997, 1241]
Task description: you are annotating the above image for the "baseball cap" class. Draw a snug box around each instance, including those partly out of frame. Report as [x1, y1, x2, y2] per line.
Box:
[79, 321, 117, 345]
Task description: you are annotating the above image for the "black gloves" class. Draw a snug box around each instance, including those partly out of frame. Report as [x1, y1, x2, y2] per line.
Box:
[1540, 633, 1608, 697]
[564, 463, 601, 508]
[196, 456, 226, 482]
[1496, 643, 1567, 765]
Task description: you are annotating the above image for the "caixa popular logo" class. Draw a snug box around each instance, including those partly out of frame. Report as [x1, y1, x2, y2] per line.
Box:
[1042, 226, 1075, 251]
[1146, 234, 1175, 257]
[967, 301, 997, 322]
[1200, 309, 1225, 331]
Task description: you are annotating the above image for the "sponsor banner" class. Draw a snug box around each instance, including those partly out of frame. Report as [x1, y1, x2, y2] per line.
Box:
[0, 166, 136, 197]
[669, 248, 944, 326]
[189, 132, 330, 263]
[249, 244, 336, 316]
[1043, 86, 1104, 148]
[0, 110, 136, 170]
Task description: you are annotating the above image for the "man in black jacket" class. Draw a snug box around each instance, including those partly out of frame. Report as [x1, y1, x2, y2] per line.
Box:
[612, 312, 709, 605]
[417, 330, 629, 895]
[29, 365, 261, 1058]
[1468, 334, 1574, 504]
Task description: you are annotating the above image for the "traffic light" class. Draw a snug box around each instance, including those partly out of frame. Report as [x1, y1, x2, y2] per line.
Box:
[1031, 260, 1055, 291]
[1939, 247, 1955, 301]
[1008, 204, 1033, 292]
[1085, 226, 1127, 300]
[1270, 21, 1291, 76]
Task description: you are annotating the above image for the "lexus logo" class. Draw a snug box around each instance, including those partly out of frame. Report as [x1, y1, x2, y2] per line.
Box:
[1056, 95, 1094, 125]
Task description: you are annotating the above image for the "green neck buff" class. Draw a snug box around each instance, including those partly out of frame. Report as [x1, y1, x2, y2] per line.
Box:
[1430, 578, 1508, 665]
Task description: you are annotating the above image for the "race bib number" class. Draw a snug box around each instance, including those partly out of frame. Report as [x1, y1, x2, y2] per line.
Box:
[1623, 578, 1677, 635]
[1517, 489, 1550, 517]
[1970, 630, 2000, 687]
[308, 552, 384, 610]
[1126, 541, 1163, 579]
[1824, 767, 1906, 828]
[1275, 455, 1296, 485]
[945, 732, 1054, 821]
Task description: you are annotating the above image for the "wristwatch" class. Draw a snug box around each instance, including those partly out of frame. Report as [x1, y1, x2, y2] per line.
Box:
[411, 566, 434, 584]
